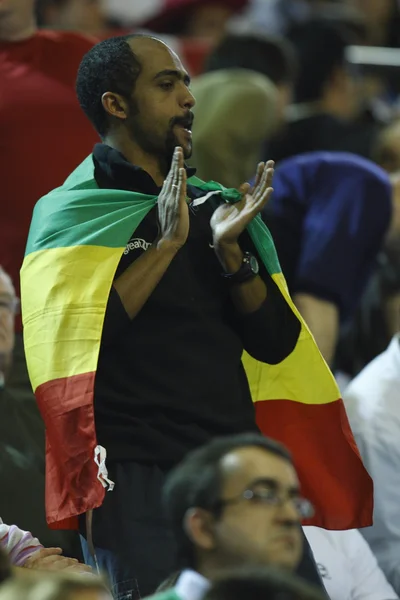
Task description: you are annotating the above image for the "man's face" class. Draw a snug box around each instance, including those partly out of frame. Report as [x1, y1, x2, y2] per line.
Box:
[0, 270, 16, 370]
[124, 38, 196, 163]
[209, 447, 303, 571]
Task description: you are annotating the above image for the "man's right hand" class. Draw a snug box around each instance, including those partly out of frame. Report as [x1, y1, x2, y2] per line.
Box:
[157, 147, 189, 250]
[24, 548, 92, 574]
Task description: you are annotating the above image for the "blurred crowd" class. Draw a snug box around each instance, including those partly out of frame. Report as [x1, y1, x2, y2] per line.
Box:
[2, 0, 400, 599]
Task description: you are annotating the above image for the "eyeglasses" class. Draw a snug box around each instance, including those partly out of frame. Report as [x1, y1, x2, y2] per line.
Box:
[213, 484, 314, 520]
[0, 297, 20, 315]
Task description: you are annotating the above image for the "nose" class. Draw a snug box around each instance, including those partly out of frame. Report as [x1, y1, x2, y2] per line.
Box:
[278, 498, 303, 523]
[181, 86, 196, 110]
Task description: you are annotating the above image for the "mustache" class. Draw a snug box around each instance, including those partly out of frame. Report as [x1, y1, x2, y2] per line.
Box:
[170, 112, 194, 129]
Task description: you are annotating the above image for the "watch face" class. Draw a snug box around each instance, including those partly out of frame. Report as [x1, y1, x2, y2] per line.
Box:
[249, 254, 259, 275]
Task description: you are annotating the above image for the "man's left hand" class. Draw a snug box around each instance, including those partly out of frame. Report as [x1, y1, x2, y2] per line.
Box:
[210, 161, 274, 247]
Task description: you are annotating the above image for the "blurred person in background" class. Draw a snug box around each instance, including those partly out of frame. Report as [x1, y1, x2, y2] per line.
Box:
[0, 267, 82, 562]
[349, 0, 400, 47]
[202, 567, 326, 600]
[0, 573, 111, 600]
[371, 119, 400, 345]
[343, 333, 400, 595]
[242, 0, 362, 37]
[147, 433, 318, 600]
[0, 0, 99, 395]
[332, 119, 400, 379]
[191, 33, 297, 187]
[36, 0, 107, 38]
[304, 526, 398, 600]
[105, 0, 249, 44]
[267, 18, 380, 163]
[263, 151, 400, 365]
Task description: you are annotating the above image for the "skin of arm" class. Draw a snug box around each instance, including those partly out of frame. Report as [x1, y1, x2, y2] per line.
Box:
[294, 293, 339, 365]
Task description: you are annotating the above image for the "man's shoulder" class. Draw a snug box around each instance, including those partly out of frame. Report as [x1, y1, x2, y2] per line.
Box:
[145, 589, 182, 600]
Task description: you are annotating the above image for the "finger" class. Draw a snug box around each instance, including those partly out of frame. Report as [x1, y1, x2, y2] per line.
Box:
[64, 564, 93, 574]
[253, 162, 264, 192]
[172, 148, 183, 191]
[264, 160, 275, 188]
[253, 186, 274, 213]
[254, 165, 274, 202]
[252, 165, 269, 202]
[33, 548, 63, 559]
[176, 146, 184, 170]
[162, 148, 180, 195]
[178, 167, 187, 205]
[28, 557, 67, 570]
[254, 160, 274, 197]
[35, 555, 77, 567]
[239, 182, 251, 197]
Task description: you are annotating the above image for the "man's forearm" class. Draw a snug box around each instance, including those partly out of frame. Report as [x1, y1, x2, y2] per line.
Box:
[294, 293, 339, 365]
[214, 242, 267, 314]
[114, 240, 179, 319]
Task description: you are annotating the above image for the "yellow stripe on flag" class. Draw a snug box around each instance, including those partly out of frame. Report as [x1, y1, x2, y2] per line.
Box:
[242, 272, 339, 405]
[21, 245, 123, 391]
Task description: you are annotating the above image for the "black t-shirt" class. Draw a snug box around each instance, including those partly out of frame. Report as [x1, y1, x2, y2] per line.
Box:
[93, 144, 300, 466]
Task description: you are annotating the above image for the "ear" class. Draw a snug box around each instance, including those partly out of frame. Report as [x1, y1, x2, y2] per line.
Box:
[101, 92, 130, 123]
[183, 508, 216, 552]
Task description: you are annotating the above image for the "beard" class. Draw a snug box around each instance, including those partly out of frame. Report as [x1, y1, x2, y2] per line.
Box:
[126, 101, 193, 167]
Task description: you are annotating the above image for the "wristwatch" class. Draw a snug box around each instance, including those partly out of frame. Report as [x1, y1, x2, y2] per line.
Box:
[222, 252, 259, 285]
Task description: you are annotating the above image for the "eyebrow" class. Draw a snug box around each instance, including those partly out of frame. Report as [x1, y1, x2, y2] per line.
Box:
[248, 477, 300, 495]
[153, 69, 191, 86]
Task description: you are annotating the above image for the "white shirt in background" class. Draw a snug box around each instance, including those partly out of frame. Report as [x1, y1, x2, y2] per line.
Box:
[343, 335, 400, 594]
[304, 527, 398, 600]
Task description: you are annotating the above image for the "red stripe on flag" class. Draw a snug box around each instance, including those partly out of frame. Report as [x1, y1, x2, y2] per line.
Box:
[255, 398, 373, 530]
[36, 372, 105, 527]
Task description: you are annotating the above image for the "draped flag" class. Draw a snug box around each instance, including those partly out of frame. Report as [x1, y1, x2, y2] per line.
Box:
[21, 154, 373, 530]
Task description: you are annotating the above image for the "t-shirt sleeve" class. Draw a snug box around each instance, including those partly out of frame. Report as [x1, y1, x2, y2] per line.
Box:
[293, 157, 392, 321]
[0, 519, 43, 567]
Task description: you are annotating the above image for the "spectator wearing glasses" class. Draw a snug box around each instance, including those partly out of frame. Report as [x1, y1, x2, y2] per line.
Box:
[0, 267, 18, 389]
[147, 432, 320, 600]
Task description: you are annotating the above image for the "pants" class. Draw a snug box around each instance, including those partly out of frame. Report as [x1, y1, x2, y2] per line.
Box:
[80, 462, 329, 600]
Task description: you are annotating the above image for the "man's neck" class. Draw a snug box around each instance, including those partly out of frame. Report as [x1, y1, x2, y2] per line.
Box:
[104, 134, 168, 187]
[0, 12, 37, 42]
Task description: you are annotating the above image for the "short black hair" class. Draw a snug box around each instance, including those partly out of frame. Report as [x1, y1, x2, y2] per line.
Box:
[205, 33, 297, 86]
[288, 19, 351, 103]
[204, 566, 326, 600]
[76, 34, 149, 138]
[163, 432, 291, 569]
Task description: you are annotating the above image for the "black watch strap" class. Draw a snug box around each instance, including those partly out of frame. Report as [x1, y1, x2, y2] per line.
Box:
[222, 252, 259, 285]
